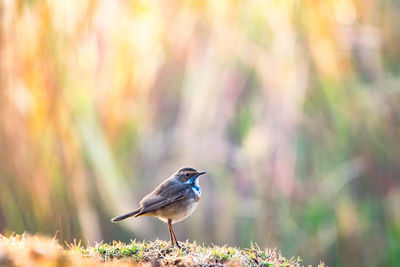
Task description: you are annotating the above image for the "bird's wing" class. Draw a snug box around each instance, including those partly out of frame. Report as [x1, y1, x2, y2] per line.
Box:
[137, 179, 191, 216]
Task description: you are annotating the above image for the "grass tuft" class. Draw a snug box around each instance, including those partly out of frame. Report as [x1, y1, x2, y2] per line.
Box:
[0, 234, 324, 266]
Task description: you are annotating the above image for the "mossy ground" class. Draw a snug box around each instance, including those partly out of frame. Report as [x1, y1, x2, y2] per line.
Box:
[0, 234, 325, 266]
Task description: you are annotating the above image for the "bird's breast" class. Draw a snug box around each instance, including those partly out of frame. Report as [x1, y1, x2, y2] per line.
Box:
[157, 198, 199, 224]
[192, 186, 201, 201]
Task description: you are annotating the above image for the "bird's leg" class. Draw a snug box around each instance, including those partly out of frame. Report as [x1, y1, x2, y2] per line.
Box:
[172, 231, 181, 248]
[167, 219, 174, 246]
[168, 219, 181, 248]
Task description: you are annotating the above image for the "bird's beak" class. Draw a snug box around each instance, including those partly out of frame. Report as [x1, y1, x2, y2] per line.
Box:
[197, 171, 206, 176]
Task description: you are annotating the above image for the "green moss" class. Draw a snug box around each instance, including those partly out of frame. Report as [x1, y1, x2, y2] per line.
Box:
[71, 239, 305, 266]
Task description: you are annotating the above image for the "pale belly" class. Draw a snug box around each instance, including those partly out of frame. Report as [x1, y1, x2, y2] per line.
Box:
[155, 199, 199, 224]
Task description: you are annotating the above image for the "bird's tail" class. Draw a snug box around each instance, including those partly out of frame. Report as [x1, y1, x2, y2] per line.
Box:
[111, 208, 141, 222]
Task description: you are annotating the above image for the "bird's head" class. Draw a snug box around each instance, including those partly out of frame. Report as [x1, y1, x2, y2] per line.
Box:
[175, 167, 206, 183]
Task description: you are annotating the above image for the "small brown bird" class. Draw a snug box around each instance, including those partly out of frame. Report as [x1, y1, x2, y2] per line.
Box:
[111, 167, 206, 248]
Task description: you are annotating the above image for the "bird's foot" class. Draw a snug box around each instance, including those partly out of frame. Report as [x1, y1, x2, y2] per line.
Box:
[170, 242, 181, 249]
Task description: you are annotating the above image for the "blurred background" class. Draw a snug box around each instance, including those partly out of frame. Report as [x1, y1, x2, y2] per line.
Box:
[1, 0, 400, 266]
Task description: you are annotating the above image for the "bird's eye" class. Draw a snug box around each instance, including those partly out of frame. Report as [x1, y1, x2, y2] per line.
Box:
[185, 173, 190, 177]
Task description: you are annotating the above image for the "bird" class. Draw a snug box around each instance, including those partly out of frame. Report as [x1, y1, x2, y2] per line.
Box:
[111, 167, 206, 248]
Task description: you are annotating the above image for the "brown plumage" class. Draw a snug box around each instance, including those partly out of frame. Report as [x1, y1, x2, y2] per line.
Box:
[111, 167, 206, 248]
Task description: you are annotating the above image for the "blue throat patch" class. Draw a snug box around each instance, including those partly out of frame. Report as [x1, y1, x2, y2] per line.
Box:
[190, 177, 200, 192]
[192, 185, 200, 192]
